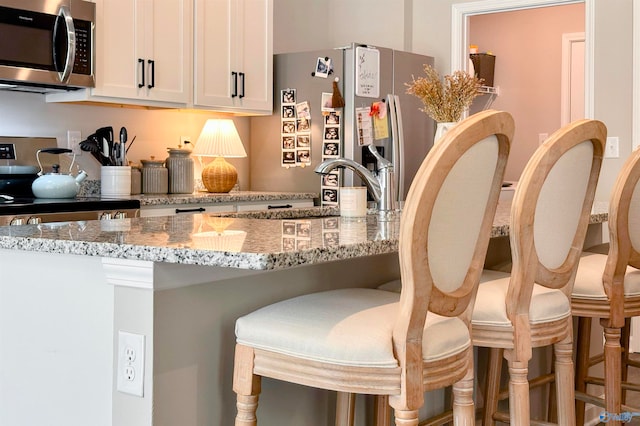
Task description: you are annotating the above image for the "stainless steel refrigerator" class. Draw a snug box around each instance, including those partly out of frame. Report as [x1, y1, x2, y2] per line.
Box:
[250, 43, 435, 204]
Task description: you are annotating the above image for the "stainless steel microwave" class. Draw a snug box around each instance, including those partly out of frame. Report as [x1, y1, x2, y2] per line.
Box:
[0, 0, 95, 92]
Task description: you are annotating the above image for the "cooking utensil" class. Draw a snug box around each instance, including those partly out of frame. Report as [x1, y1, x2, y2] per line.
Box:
[94, 126, 114, 165]
[111, 141, 121, 166]
[125, 135, 136, 154]
[31, 148, 88, 198]
[79, 135, 101, 153]
[0, 165, 39, 197]
[119, 127, 128, 166]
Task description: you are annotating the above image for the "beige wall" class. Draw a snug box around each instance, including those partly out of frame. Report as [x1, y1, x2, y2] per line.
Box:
[593, 0, 633, 203]
[469, 4, 585, 182]
[0, 92, 251, 190]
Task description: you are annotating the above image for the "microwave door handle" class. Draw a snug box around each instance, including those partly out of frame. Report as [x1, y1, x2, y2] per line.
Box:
[53, 6, 76, 84]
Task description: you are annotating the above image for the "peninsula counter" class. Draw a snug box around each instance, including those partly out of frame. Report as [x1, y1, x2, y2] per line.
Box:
[0, 202, 609, 426]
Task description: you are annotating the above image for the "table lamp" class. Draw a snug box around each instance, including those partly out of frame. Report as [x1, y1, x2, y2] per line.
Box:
[192, 119, 247, 193]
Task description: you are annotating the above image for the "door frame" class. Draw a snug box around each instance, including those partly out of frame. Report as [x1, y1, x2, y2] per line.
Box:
[451, 0, 594, 119]
[634, 1, 640, 150]
[561, 32, 585, 126]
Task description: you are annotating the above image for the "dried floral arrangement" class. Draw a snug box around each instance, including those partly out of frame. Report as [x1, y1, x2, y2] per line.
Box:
[406, 64, 483, 123]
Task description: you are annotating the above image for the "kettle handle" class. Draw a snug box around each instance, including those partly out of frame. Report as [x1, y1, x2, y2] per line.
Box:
[36, 148, 75, 175]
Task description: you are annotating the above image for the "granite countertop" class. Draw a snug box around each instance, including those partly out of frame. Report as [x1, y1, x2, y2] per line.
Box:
[133, 191, 318, 206]
[0, 201, 609, 271]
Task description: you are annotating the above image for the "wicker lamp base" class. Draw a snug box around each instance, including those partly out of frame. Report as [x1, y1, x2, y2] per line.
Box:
[201, 157, 238, 193]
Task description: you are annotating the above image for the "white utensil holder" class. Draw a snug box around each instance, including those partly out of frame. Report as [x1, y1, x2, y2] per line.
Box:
[101, 166, 131, 197]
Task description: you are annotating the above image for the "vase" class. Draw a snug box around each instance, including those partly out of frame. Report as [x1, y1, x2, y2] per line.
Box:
[434, 121, 457, 143]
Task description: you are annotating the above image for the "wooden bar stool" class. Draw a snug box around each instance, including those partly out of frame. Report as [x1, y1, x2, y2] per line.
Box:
[571, 147, 640, 425]
[231, 110, 513, 426]
[377, 119, 606, 425]
[472, 119, 606, 425]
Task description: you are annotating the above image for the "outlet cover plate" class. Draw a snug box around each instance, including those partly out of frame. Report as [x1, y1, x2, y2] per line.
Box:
[117, 331, 145, 397]
[605, 136, 620, 158]
[67, 130, 82, 156]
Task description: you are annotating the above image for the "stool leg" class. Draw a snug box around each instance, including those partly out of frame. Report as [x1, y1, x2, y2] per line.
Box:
[507, 357, 531, 426]
[602, 320, 623, 425]
[575, 317, 592, 426]
[393, 409, 419, 426]
[373, 395, 391, 426]
[554, 336, 576, 426]
[336, 392, 356, 426]
[621, 318, 632, 404]
[548, 347, 557, 423]
[482, 348, 503, 426]
[453, 363, 475, 426]
[233, 345, 262, 426]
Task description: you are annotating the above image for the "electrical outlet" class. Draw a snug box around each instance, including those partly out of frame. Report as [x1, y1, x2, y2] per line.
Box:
[605, 136, 620, 159]
[117, 331, 145, 397]
[67, 130, 82, 155]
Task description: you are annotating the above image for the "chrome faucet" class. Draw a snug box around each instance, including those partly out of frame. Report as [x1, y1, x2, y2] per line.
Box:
[314, 145, 397, 219]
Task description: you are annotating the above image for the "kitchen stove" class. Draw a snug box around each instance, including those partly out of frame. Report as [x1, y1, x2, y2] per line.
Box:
[0, 135, 140, 226]
[0, 196, 140, 226]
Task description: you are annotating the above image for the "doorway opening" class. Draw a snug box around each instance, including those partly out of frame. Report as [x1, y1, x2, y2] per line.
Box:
[452, 0, 591, 182]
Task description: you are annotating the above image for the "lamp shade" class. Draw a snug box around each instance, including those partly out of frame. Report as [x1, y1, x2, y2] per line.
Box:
[192, 119, 247, 158]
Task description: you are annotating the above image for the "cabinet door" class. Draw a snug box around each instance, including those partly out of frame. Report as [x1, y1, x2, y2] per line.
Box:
[194, 0, 235, 108]
[234, 0, 273, 113]
[92, 0, 190, 104]
[92, 0, 141, 99]
[194, 0, 273, 114]
[144, 0, 191, 103]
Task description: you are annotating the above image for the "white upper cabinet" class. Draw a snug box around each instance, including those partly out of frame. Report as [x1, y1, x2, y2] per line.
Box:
[194, 0, 273, 114]
[94, 0, 191, 104]
[48, 0, 192, 107]
[48, 0, 272, 114]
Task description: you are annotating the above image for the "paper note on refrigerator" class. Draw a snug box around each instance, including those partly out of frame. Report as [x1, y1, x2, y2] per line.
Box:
[355, 46, 380, 98]
[356, 107, 373, 146]
[373, 115, 388, 139]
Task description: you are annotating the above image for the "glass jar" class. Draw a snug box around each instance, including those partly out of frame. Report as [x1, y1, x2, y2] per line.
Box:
[141, 157, 168, 194]
[165, 148, 194, 194]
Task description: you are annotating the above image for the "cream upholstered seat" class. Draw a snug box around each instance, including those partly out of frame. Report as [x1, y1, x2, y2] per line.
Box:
[571, 147, 640, 425]
[232, 110, 514, 426]
[475, 119, 606, 426]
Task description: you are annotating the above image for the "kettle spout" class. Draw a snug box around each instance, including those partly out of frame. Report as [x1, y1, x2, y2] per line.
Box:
[75, 170, 89, 184]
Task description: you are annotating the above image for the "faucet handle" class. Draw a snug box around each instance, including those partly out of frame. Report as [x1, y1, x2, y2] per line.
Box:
[367, 145, 392, 169]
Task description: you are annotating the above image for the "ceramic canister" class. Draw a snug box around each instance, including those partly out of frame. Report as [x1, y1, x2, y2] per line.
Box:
[130, 165, 142, 195]
[165, 148, 194, 194]
[141, 158, 168, 194]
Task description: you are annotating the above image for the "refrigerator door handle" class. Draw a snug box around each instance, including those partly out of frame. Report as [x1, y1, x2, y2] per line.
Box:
[394, 95, 406, 203]
[387, 94, 404, 204]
